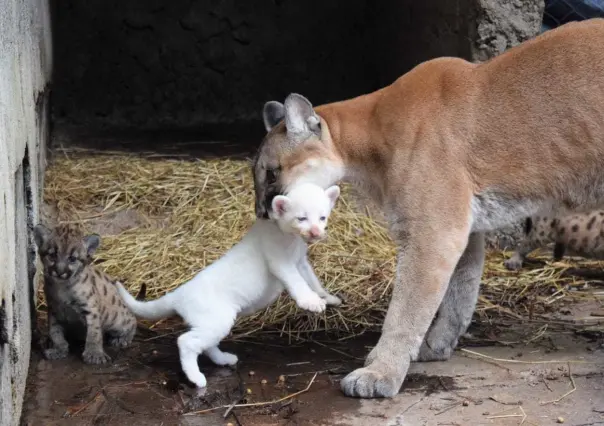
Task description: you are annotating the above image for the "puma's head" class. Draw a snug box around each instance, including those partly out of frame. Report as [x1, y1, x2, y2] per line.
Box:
[252, 93, 345, 219]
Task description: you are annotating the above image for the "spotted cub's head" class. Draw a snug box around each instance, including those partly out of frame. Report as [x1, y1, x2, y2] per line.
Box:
[270, 183, 340, 243]
[34, 223, 100, 281]
[252, 93, 345, 219]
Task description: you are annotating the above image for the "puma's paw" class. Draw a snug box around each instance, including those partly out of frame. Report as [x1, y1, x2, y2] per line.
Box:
[296, 293, 326, 313]
[415, 341, 453, 362]
[340, 364, 404, 398]
[322, 294, 342, 306]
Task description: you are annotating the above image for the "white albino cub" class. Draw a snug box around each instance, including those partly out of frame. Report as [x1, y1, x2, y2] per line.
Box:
[117, 183, 341, 390]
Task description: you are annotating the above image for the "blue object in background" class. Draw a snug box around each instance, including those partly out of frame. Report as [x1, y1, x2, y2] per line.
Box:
[542, 0, 604, 32]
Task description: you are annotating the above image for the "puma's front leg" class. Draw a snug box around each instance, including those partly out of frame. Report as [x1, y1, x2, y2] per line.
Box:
[415, 231, 485, 362]
[340, 214, 471, 398]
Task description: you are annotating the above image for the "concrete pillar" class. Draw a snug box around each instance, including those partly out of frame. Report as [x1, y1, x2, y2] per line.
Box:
[0, 0, 52, 424]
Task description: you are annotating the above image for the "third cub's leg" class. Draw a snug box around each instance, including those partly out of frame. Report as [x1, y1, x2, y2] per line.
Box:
[298, 257, 342, 306]
[415, 232, 485, 362]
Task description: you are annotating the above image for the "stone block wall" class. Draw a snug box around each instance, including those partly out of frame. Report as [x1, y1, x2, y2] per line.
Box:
[0, 0, 52, 424]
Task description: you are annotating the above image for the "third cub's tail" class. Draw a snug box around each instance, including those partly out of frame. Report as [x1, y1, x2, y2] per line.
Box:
[116, 282, 176, 321]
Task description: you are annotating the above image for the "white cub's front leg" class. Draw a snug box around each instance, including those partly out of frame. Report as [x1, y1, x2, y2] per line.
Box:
[298, 257, 342, 306]
[270, 262, 326, 313]
[205, 346, 239, 366]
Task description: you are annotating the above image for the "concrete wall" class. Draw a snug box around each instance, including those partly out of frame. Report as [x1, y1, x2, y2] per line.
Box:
[50, 0, 542, 134]
[50, 0, 544, 249]
[0, 0, 52, 424]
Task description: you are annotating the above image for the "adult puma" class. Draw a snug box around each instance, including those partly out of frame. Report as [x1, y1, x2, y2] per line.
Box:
[251, 18, 604, 398]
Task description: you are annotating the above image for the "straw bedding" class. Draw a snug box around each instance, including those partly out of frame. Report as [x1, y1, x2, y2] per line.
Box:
[39, 150, 604, 339]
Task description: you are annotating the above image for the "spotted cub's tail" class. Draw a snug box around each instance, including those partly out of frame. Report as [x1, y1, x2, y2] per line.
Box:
[116, 282, 176, 321]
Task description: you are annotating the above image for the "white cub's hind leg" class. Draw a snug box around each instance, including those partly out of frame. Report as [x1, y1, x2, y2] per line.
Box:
[177, 320, 234, 389]
[205, 346, 238, 366]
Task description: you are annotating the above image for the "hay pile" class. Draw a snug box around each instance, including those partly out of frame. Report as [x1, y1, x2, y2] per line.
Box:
[40, 150, 604, 338]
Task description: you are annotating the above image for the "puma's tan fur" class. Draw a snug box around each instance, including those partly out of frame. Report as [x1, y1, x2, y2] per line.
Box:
[252, 19, 604, 398]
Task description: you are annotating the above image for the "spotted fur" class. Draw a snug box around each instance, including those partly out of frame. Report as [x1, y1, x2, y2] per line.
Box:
[504, 211, 604, 270]
[34, 223, 137, 364]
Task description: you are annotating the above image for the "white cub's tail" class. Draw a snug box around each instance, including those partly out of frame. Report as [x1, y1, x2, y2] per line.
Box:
[116, 282, 176, 321]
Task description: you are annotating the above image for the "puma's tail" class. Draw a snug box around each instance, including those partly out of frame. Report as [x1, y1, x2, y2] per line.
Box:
[116, 282, 176, 321]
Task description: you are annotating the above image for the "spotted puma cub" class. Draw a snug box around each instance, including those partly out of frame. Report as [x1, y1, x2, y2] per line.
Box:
[34, 223, 138, 364]
[504, 212, 604, 270]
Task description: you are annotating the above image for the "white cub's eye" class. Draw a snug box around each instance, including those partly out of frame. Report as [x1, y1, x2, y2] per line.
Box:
[297, 217, 307, 222]
[320, 216, 326, 221]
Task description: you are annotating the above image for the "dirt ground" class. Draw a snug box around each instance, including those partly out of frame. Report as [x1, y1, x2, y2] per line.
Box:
[21, 324, 604, 426]
[22, 140, 604, 426]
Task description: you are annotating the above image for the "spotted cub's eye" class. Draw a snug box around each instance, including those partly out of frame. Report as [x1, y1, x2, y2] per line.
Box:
[297, 217, 307, 222]
[320, 216, 326, 221]
[68, 255, 77, 263]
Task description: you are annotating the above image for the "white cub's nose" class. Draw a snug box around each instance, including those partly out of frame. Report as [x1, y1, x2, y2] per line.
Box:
[309, 225, 321, 239]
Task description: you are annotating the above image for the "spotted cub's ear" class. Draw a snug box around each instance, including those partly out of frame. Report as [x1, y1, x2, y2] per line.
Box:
[325, 185, 341, 209]
[33, 224, 51, 249]
[83, 234, 101, 257]
[271, 195, 292, 217]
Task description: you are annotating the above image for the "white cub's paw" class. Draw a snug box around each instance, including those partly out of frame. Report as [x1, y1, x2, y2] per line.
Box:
[322, 294, 342, 306]
[214, 352, 239, 366]
[297, 293, 326, 313]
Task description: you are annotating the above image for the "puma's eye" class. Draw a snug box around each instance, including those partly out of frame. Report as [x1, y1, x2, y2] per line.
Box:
[266, 167, 279, 185]
[297, 217, 307, 222]
[68, 255, 78, 263]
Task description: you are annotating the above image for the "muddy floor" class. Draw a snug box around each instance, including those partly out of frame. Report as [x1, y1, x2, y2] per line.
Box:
[21, 135, 604, 425]
[21, 322, 604, 426]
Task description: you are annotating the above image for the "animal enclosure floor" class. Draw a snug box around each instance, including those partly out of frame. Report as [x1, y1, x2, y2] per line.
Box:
[24, 133, 604, 425]
[21, 324, 604, 426]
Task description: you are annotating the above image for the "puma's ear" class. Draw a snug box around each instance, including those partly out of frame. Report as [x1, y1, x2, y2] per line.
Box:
[284, 93, 321, 136]
[325, 185, 341, 208]
[33, 224, 51, 248]
[271, 195, 292, 217]
[263, 101, 285, 132]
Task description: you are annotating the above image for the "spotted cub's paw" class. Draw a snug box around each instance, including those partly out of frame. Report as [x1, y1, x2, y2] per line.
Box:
[322, 294, 342, 306]
[44, 347, 69, 360]
[503, 258, 523, 271]
[82, 349, 112, 365]
[108, 335, 133, 348]
[296, 293, 326, 313]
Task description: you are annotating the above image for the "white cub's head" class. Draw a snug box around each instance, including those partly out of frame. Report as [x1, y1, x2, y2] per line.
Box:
[270, 183, 340, 243]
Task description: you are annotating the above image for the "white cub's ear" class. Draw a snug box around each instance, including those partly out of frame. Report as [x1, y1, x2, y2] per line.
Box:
[271, 195, 292, 217]
[325, 185, 341, 208]
[284, 93, 321, 136]
[263, 101, 285, 132]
